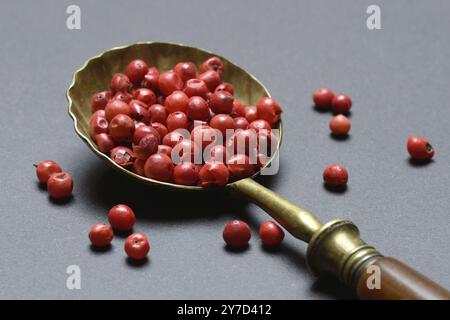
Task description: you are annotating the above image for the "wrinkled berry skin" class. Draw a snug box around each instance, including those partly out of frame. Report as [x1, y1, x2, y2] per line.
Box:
[36, 160, 62, 184]
[47, 172, 73, 199]
[407, 136, 435, 161]
[323, 164, 348, 187]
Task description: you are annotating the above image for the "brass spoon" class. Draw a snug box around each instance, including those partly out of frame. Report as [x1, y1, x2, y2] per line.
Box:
[68, 42, 449, 300]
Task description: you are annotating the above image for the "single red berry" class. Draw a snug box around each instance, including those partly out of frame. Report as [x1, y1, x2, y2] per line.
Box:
[407, 136, 435, 161]
[108, 204, 136, 231]
[95, 133, 115, 153]
[313, 88, 334, 109]
[104, 100, 131, 122]
[132, 133, 159, 160]
[133, 124, 160, 145]
[186, 96, 210, 121]
[141, 67, 160, 90]
[158, 145, 173, 157]
[110, 146, 135, 167]
[129, 100, 150, 124]
[163, 130, 185, 148]
[323, 164, 348, 187]
[232, 99, 246, 116]
[133, 159, 146, 176]
[91, 91, 112, 112]
[331, 94, 352, 114]
[144, 153, 174, 182]
[200, 56, 224, 74]
[183, 79, 209, 99]
[173, 61, 197, 82]
[210, 114, 235, 136]
[173, 162, 199, 185]
[90, 110, 109, 139]
[112, 91, 132, 103]
[233, 116, 249, 130]
[198, 162, 229, 187]
[166, 111, 189, 132]
[148, 104, 168, 124]
[125, 59, 148, 84]
[165, 90, 189, 113]
[35, 160, 62, 184]
[158, 71, 183, 96]
[110, 73, 131, 93]
[47, 172, 73, 199]
[227, 154, 255, 180]
[256, 97, 282, 125]
[151, 122, 168, 141]
[133, 88, 156, 106]
[259, 221, 284, 247]
[125, 233, 150, 260]
[248, 119, 271, 132]
[223, 220, 251, 247]
[109, 114, 135, 142]
[243, 106, 258, 123]
[89, 224, 114, 247]
[214, 82, 234, 95]
[172, 139, 200, 163]
[198, 70, 222, 91]
[329, 115, 351, 136]
[209, 91, 234, 114]
[190, 126, 220, 150]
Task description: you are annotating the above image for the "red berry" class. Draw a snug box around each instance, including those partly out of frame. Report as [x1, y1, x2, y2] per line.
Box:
[158, 71, 183, 96]
[173, 61, 197, 82]
[163, 130, 185, 148]
[186, 96, 210, 121]
[231, 129, 258, 155]
[232, 99, 246, 116]
[214, 82, 234, 95]
[198, 70, 222, 91]
[35, 160, 62, 184]
[172, 139, 200, 163]
[331, 94, 352, 114]
[133, 124, 160, 145]
[95, 133, 115, 153]
[183, 78, 209, 98]
[108, 204, 136, 231]
[158, 145, 173, 157]
[165, 90, 189, 113]
[133, 88, 156, 106]
[313, 88, 334, 109]
[243, 106, 258, 123]
[223, 220, 251, 247]
[132, 133, 159, 160]
[110, 146, 135, 167]
[166, 111, 189, 132]
[248, 119, 271, 132]
[329, 115, 351, 136]
[407, 136, 435, 161]
[173, 162, 199, 185]
[191, 126, 220, 150]
[90, 111, 109, 139]
[104, 100, 131, 122]
[256, 97, 282, 125]
[133, 159, 146, 176]
[233, 116, 249, 130]
[198, 162, 229, 187]
[209, 91, 234, 114]
[110, 73, 131, 93]
[91, 91, 112, 112]
[151, 122, 168, 141]
[125, 59, 148, 84]
[109, 114, 135, 142]
[323, 164, 348, 187]
[210, 114, 235, 136]
[129, 100, 150, 124]
[47, 172, 73, 199]
[148, 104, 168, 124]
[206, 144, 228, 163]
[125, 233, 150, 260]
[89, 224, 113, 247]
[227, 154, 255, 180]
[200, 56, 224, 74]
[259, 221, 284, 247]
[141, 67, 160, 91]
[144, 153, 174, 182]
[112, 91, 132, 103]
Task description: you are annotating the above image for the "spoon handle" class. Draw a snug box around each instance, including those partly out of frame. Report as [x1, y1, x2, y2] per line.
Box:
[231, 178, 450, 300]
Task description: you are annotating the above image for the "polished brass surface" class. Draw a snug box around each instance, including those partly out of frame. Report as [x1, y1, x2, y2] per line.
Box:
[306, 220, 383, 287]
[231, 179, 322, 242]
[67, 42, 282, 191]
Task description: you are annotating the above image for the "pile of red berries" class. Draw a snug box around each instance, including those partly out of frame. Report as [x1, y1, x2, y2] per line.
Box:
[89, 204, 150, 260]
[35, 160, 73, 199]
[223, 219, 284, 248]
[90, 57, 282, 187]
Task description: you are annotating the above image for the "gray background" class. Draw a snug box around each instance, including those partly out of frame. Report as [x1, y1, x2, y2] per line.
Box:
[0, 0, 449, 299]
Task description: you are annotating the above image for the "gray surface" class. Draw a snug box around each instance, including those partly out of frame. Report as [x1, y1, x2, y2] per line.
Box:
[0, 0, 449, 299]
